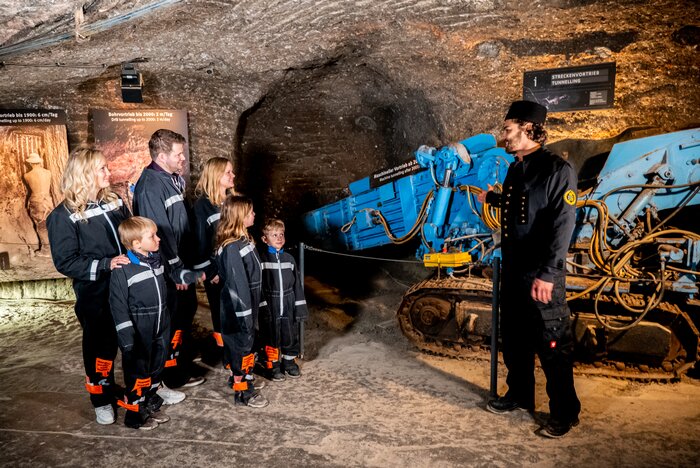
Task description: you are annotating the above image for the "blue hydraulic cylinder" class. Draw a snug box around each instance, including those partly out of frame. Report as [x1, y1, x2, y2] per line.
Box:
[303, 133, 513, 262]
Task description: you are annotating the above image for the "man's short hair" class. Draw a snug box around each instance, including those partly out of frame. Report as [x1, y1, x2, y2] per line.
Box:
[119, 216, 157, 248]
[262, 218, 285, 235]
[148, 129, 186, 160]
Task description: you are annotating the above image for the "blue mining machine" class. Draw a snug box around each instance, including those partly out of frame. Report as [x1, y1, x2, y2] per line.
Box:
[304, 128, 700, 379]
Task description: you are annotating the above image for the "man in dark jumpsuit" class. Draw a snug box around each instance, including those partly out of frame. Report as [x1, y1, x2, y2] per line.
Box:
[479, 100, 581, 438]
[133, 129, 205, 396]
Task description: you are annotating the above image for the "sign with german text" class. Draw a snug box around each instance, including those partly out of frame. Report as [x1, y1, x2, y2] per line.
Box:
[523, 62, 616, 112]
[91, 109, 189, 210]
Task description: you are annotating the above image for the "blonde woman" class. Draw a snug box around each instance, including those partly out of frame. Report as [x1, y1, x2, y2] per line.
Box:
[215, 195, 268, 408]
[46, 147, 131, 425]
[193, 157, 235, 359]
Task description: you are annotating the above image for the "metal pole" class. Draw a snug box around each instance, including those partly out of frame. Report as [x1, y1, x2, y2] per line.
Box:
[298, 242, 305, 359]
[489, 256, 500, 398]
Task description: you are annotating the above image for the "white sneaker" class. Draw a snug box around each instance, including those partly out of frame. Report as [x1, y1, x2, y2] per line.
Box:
[157, 385, 186, 405]
[95, 404, 115, 425]
[182, 376, 206, 387]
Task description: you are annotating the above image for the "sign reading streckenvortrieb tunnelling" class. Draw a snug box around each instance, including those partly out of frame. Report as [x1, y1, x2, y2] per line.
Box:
[523, 62, 616, 112]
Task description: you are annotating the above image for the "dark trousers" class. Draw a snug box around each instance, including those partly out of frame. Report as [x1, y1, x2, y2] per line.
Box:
[73, 280, 120, 408]
[121, 349, 163, 428]
[161, 284, 198, 388]
[500, 271, 581, 423]
[259, 311, 300, 368]
[203, 278, 224, 359]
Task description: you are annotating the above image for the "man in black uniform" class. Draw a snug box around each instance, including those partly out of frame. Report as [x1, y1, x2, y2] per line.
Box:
[133, 129, 205, 397]
[479, 100, 581, 438]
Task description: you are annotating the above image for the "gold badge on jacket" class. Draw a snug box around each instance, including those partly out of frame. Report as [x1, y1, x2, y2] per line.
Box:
[564, 189, 577, 206]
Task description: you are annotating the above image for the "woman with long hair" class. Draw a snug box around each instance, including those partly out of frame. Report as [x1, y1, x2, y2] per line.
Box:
[46, 147, 131, 425]
[214, 195, 268, 408]
[193, 157, 235, 361]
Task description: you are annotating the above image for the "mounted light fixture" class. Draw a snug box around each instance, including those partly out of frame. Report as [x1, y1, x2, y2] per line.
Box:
[120, 62, 143, 103]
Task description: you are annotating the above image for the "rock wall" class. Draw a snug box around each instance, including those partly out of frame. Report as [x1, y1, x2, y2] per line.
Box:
[0, 0, 698, 240]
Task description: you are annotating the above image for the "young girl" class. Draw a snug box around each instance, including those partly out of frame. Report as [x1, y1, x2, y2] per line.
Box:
[215, 195, 268, 408]
[193, 157, 236, 362]
[46, 147, 131, 425]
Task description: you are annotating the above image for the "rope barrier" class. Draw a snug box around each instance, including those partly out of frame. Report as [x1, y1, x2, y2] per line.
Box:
[302, 244, 423, 264]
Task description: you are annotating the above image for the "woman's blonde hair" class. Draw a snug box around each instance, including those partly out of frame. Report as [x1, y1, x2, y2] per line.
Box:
[61, 147, 117, 219]
[216, 195, 254, 248]
[195, 157, 233, 206]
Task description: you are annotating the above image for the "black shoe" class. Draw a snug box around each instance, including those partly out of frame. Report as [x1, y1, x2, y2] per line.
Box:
[268, 366, 286, 382]
[538, 418, 580, 439]
[486, 396, 531, 414]
[282, 359, 301, 378]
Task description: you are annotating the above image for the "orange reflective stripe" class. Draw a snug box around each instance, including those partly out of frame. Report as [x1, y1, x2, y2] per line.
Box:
[232, 381, 249, 391]
[95, 358, 113, 378]
[213, 332, 223, 347]
[265, 346, 280, 363]
[171, 329, 183, 349]
[132, 377, 152, 397]
[241, 353, 255, 374]
[164, 358, 177, 368]
[85, 376, 103, 395]
[117, 399, 139, 412]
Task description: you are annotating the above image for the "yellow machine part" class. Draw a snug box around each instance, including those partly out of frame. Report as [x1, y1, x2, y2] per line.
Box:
[423, 251, 472, 267]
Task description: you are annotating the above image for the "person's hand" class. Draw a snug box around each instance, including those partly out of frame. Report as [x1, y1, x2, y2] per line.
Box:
[477, 184, 493, 204]
[110, 255, 130, 270]
[210, 275, 220, 285]
[531, 277, 553, 303]
[176, 283, 189, 291]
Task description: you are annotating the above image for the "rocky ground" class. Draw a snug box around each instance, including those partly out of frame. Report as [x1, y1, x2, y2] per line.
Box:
[1, 267, 699, 467]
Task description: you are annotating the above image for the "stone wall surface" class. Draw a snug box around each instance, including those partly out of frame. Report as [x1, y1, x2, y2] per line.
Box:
[0, 0, 698, 232]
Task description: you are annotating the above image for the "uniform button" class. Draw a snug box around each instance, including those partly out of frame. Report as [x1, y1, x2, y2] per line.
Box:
[505, 201, 510, 205]
[506, 193, 511, 197]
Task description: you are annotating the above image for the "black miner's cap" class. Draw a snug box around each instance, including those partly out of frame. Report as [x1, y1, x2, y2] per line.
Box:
[505, 100, 547, 124]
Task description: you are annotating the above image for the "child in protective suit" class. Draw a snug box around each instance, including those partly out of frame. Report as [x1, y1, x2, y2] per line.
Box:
[109, 216, 203, 429]
[256, 219, 308, 381]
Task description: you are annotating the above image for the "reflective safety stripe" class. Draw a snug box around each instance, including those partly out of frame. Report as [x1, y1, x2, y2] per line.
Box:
[232, 381, 248, 391]
[235, 309, 252, 318]
[259, 301, 267, 308]
[295, 300, 307, 306]
[164, 358, 177, 368]
[85, 376, 103, 394]
[69, 199, 124, 222]
[216, 246, 223, 255]
[117, 399, 139, 412]
[89, 259, 99, 281]
[212, 332, 223, 347]
[125, 267, 163, 287]
[164, 194, 184, 209]
[239, 244, 254, 257]
[168, 256, 181, 265]
[207, 213, 220, 225]
[115, 320, 133, 331]
[193, 259, 211, 269]
[261, 261, 294, 270]
[127, 270, 154, 287]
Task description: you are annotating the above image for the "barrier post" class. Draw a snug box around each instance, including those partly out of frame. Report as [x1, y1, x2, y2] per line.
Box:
[299, 242, 305, 359]
[489, 256, 500, 398]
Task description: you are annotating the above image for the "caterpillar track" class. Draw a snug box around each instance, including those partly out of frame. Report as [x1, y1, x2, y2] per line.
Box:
[396, 275, 699, 382]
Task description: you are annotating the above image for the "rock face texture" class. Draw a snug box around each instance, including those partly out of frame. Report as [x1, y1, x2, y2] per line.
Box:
[1, 0, 698, 236]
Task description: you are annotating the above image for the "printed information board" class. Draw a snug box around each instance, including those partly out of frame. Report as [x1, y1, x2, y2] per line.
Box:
[523, 62, 616, 112]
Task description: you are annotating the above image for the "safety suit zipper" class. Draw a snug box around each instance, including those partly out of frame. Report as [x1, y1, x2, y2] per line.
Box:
[276, 251, 283, 317]
[147, 263, 162, 334]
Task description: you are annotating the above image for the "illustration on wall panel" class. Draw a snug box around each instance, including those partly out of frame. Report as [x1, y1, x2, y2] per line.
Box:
[0, 109, 69, 274]
[91, 109, 190, 211]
